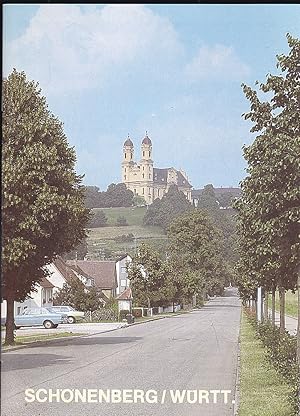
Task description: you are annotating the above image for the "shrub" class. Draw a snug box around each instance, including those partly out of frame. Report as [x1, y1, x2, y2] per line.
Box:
[119, 309, 130, 321]
[116, 216, 128, 226]
[244, 308, 299, 412]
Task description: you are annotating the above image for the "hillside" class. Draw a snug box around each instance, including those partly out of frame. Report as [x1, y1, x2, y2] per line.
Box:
[86, 207, 167, 259]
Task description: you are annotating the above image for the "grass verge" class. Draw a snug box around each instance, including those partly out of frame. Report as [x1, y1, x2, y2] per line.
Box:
[238, 311, 294, 416]
[2, 332, 83, 349]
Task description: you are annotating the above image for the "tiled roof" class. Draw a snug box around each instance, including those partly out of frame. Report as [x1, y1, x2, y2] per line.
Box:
[66, 260, 117, 290]
[53, 257, 79, 284]
[39, 276, 55, 289]
[116, 288, 132, 300]
[153, 168, 192, 188]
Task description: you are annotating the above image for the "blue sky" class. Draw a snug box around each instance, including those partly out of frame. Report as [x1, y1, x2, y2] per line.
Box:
[4, 4, 300, 190]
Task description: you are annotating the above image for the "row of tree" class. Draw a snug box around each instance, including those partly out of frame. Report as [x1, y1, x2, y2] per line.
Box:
[234, 34, 300, 364]
[128, 208, 231, 308]
[84, 183, 134, 208]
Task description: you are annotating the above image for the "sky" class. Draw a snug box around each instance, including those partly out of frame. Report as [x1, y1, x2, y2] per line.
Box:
[3, 4, 300, 190]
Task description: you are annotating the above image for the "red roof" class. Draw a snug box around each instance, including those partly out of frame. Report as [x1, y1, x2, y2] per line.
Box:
[53, 256, 79, 284]
[67, 260, 117, 290]
[39, 276, 55, 289]
[116, 288, 132, 300]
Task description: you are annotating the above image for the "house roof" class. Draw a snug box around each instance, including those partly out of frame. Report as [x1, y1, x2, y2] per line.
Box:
[66, 260, 117, 290]
[53, 256, 79, 284]
[116, 288, 132, 300]
[39, 276, 55, 289]
[153, 168, 192, 188]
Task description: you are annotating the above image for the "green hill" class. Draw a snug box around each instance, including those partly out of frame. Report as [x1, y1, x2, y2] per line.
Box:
[86, 207, 167, 259]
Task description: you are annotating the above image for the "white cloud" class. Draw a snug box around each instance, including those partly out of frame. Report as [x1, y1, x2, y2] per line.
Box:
[185, 44, 250, 81]
[4, 4, 183, 94]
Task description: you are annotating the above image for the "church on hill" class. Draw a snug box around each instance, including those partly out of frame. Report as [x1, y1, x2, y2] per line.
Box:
[121, 133, 192, 205]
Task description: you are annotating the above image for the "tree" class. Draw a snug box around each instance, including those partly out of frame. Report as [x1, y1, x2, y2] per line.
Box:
[84, 183, 134, 208]
[236, 35, 299, 360]
[167, 210, 227, 303]
[62, 237, 89, 260]
[197, 184, 219, 212]
[132, 195, 146, 207]
[2, 70, 90, 344]
[127, 243, 175, 307]
[87, 210, 108, 227]
[143, 184, 192, 229]
[84, 186, 101, 208]
[53, 279, 103, 312]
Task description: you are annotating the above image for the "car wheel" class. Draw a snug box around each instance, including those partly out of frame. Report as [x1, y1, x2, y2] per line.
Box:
[53, 324, 58, 328]
[67, 316, 76, 324]
[43, 320, 54, 329]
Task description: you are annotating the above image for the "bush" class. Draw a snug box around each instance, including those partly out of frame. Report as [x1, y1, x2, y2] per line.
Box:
[119, 309, 130, 321]
[87, 210, 108, 227]
[244, 308, 299, 412]
[116, 216, 128, 226]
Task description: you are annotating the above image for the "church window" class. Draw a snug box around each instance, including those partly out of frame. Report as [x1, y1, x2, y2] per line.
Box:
[142, 188, 144, 194]
[149, 174, 151, 179]
[158, 189, 160, 196]
[142, 173, 144, 179]
[124, 175, 126, 180]
[125, 153, 126, 159]
[143, 151, 145, 157]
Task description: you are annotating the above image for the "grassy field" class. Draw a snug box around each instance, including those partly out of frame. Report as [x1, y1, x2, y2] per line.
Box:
[94, 206, 146, 226]
[268, 290, 298, 318]
[238, 311, 294, 416]
[87, 207, 167, 258]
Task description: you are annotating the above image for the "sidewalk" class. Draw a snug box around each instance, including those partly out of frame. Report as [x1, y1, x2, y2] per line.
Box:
[269, 310, 298, 336]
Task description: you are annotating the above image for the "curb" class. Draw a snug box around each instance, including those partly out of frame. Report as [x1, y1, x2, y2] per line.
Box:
[233, 307, 242, 416]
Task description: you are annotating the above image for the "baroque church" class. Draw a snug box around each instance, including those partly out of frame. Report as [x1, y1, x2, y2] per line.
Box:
[121, 133, 192, 205]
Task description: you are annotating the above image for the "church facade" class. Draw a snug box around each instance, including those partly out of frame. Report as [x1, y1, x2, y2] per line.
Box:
[121, 134, 192, 205]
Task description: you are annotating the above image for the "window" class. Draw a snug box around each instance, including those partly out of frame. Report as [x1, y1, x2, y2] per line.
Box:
[142, 188, 144, 194]
[142, 174, 144, 179]
[124, 175, 126, 180]
[143, 151, 145, 157]
[125, 153, 126, 159]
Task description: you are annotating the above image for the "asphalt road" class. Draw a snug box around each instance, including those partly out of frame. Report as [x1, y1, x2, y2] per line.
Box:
[1, 287, 241, 416]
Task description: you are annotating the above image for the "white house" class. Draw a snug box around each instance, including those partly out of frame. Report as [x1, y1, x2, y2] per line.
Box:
[115, 254, 132, 296]
[1, 257, 88, 318]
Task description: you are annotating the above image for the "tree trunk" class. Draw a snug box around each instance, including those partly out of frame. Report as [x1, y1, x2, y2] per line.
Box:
[264, 290, 269, 321]
[297, 268, 300, 366]
[278, 287, 285, 333]
[271, 287, 276, 327]
[4, 295, 15, 345]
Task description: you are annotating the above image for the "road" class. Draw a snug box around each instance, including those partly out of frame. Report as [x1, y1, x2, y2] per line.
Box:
[1, 287, 241, 416]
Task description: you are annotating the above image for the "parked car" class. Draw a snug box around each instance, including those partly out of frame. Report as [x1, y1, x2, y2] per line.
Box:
[12, 307, 68, 329]
[51, 306, 85, 324]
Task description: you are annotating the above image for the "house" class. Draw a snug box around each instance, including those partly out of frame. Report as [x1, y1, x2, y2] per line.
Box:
[67, 260, 118, 299]
[115, 254, 132, 295]
[1, 256, 89, 318]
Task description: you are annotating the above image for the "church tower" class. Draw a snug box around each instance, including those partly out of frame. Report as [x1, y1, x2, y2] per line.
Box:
[121, 135, 134, 184]
[140, 132, 154, 204]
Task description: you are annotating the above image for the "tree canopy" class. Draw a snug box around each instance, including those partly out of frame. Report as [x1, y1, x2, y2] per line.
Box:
[2, 70, 89, 344]
[143, 184, 192, 230]
[84, 183, 134, 208]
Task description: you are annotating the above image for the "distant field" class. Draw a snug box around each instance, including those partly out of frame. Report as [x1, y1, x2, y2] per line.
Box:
[86, 207, 167, 258]
[93, 206, 146, 226]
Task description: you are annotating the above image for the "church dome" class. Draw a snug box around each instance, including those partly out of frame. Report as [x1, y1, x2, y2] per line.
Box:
[142, 134, 152, 145]
[124, 136, 133, 147]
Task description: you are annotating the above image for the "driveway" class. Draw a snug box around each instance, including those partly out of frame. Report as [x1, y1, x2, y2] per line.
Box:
[1, 287, 241, 416]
